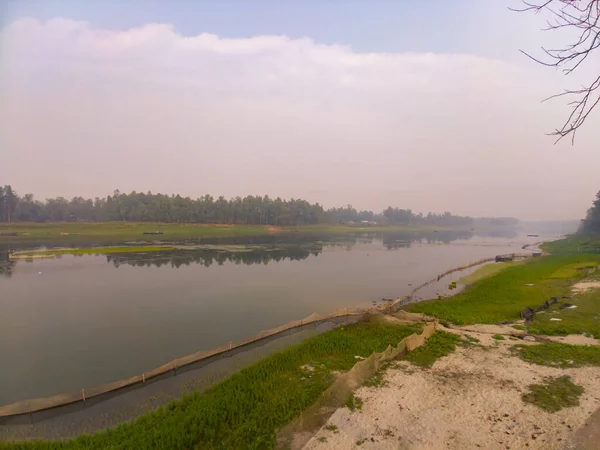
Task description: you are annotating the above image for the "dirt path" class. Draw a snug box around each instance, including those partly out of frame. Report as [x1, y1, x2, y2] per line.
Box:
[303, 331, 600, 450]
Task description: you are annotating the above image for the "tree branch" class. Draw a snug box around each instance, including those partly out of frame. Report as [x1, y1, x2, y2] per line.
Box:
[514, 0, 600, 143]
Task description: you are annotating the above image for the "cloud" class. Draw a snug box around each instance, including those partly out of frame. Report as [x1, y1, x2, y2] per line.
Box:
[1, 18, 598, 220]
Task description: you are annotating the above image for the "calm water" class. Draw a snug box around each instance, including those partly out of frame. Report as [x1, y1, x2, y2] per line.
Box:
[0, 230, 544, 405]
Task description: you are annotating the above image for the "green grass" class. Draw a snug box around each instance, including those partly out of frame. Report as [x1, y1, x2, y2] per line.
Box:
[512, 342, 600, 368]
[522, 376, 584, 413]
[403, 331, 461, 368]
[2, 321, 418, 450]
[0, 222, 474, 244]
[512, 325, 526, 331]
[458, 261, 520, 285]
[542, 235, 600, 254]
[344, 394, 363, 412]
[492, 334, 505, 341]
[408, 253, 600, 325]
[363, 364, 389, 388]
[12, 246, 174, 257]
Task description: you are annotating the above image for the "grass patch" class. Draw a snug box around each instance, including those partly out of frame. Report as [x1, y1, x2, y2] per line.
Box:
[528, 284, 600, 339]
[12, 246, 174, 257]
[344, 394, 363, 412]
[458, 261, 520, 285]
[404, 331, 461, 368]
[542, 235, 600, 254]
[363, 366, 388, 388]
[522, 376, 584, 412]
[492, 334, 505, 341]
[6, 321, 417, 449]
[512, 342, 600, 368]
[324, 424, 338, 433]
[547, 262, 598, 279]
[408, 254, 600, 325]
[512, 325, 526, 331]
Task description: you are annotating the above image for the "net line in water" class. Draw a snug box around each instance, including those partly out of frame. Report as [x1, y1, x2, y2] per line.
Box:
[0, 308, 369, 425]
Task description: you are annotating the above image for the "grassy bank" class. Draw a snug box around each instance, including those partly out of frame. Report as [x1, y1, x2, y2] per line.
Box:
[408, 252, 600, 326]
[0, 222, 484, 244]
[1, 320, 420, 449]
[457, 261, 520, 286]
[541, 234, 600, 254]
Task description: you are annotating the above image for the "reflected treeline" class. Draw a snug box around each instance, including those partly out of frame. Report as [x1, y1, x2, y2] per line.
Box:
[106, 245, 323, 269]
[0, 228, 519, 277]
[0, 246, 16, 278]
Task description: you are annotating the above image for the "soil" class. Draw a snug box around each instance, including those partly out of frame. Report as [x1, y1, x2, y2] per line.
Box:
[303, 330, 600, 450]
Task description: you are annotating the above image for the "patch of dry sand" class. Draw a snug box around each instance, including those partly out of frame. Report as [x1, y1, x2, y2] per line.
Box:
[303, 332, 600, 450]
[571, 281, 600, 294]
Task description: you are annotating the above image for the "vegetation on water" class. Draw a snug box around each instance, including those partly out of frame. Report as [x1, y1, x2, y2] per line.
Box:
[522, 376, 584, 413]
[3, 321, 418, 449]
[408, 253, 600, 326]
[12, 246, 174, 257]
[512, 342, 600, 368]
[0, 185, 517, 229]
[403, 331, 461, 368]
[458, 261, 520, 286]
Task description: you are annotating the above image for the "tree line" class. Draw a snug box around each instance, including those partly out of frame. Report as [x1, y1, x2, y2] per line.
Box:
[581, 190, 600, 234]
[0, 185, 516, 228]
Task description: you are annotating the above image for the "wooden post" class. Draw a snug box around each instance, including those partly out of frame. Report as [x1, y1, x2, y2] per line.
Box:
[229, 340, 233, 350]
[82, 389, 86, 407]
[142, 373, 145, 384]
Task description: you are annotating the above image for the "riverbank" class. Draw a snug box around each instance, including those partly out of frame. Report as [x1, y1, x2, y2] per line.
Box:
[0, 221, 501, 244]
[3, 237, 600, 449]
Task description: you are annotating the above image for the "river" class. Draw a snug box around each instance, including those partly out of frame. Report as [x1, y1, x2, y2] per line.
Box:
[0, 230, 547, 406]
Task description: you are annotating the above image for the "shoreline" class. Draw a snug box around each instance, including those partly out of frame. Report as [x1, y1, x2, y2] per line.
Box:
[0, 247, 537, 422]
[0, 222, 515, 244]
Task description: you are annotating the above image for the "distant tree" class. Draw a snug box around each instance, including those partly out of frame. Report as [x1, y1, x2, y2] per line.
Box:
[514, 0, 600, 142]
[3, 186, 17, 223]
[582, 190, 600, 233]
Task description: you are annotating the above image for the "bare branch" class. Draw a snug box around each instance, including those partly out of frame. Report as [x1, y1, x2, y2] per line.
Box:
[514, 0, 600, 143]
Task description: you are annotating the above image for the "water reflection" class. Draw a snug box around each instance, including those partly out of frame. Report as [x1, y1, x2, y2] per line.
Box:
[106, 245, 323, 268]
[0, 228, 519, 277]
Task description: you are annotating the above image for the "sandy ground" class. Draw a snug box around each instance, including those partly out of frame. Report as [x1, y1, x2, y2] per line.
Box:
[571, 281, 600, 294]
[303, 331, 600, 450]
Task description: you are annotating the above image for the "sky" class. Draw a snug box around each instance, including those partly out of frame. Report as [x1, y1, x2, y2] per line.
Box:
[1, 0, 599, 220]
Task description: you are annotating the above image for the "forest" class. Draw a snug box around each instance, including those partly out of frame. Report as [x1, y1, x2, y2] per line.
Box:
[0, 185, 517, 228]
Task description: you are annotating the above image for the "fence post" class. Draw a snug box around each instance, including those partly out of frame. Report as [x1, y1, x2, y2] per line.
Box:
[82, 389, 86, 407]
[142, 373, 145, 384]
[229, 340, 232, 350]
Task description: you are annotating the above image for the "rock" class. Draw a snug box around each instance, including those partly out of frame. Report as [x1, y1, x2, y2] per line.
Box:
[523, 336, 536, 342]
[520, 307, 535, 322]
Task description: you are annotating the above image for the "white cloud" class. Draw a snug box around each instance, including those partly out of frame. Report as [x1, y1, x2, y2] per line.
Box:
[1, 18, 598, 220]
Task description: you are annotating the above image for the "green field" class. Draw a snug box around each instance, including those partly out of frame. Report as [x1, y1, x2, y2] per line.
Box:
[0, 222, 471, 244]
[408, 252, 600, 326]
[542, 234, 600, 254]
[1, 320, 423, 449]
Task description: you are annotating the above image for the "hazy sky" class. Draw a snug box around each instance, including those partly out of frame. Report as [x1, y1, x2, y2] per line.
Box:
[1, 1, 599, 220]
